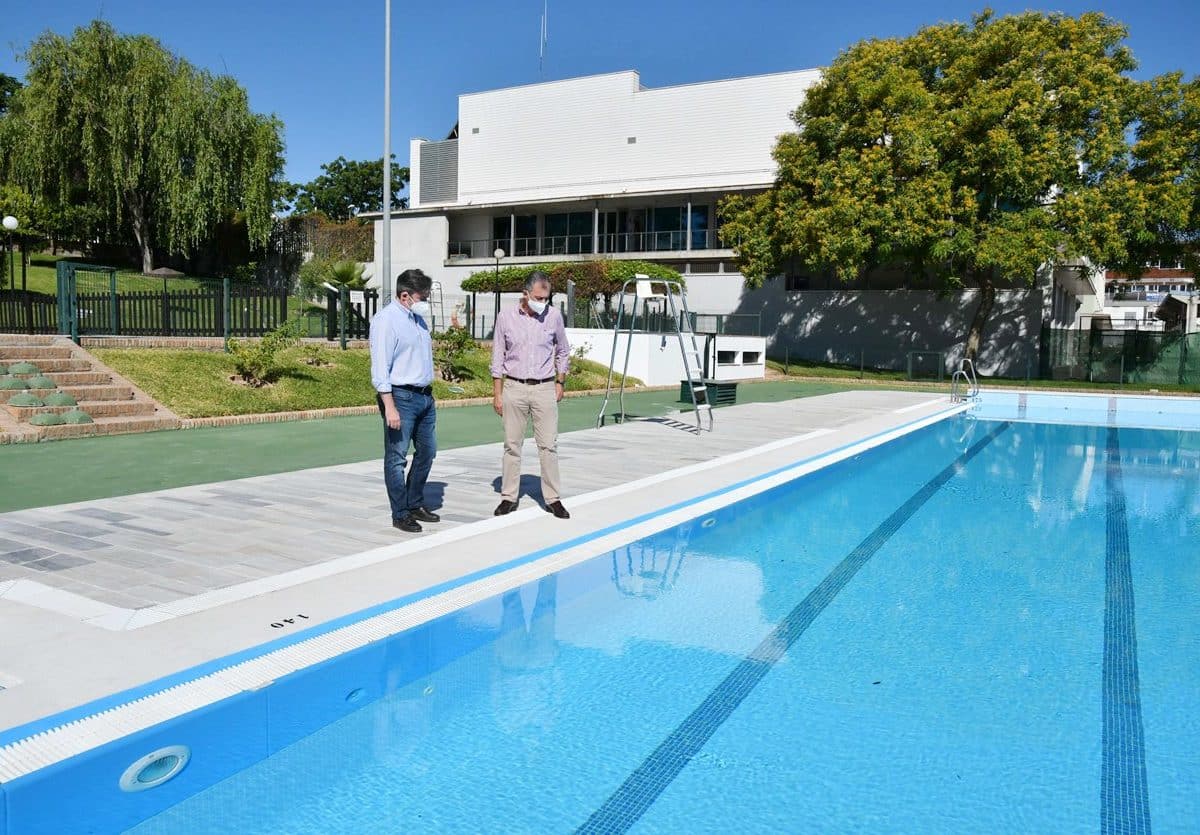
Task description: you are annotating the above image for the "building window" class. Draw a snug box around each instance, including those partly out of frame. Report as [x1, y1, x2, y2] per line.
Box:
[690, 205, 711, 249]
[513, 215, 537, 256]
[652, 207, 686, 251]
[492, 216, 510, 254]
[543, 212, 592, 255]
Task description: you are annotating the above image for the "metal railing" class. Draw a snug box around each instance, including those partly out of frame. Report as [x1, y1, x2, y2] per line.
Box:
[447, 229, 726, 260]
[569, 309, 761, 336]
[950, 358, 980, 403]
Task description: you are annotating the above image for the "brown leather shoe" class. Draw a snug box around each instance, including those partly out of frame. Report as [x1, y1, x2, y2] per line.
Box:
[392, 515, 422, 533]
[545, 500, 570, 519]
[494, 500, 518, 516]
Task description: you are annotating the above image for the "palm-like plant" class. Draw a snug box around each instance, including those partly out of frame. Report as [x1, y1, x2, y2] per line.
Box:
[328, 260, 367, 289]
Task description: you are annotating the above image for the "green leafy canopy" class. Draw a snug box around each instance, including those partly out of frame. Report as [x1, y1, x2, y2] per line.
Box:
[0, 21, 284, 271]
[721, 10, 1174, 289]
[291, 156, 410, 221]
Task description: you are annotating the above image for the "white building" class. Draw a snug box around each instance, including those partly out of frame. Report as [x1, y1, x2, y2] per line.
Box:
[370, 68, 821, 329]
[369, 68, 1103, 377]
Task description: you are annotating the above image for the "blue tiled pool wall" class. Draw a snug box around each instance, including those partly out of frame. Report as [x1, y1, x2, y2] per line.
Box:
[973, 391, 1200, 430]
[1, 420, 957, 835]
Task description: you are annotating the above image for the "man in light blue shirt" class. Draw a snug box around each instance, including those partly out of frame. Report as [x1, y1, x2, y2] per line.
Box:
[370, 269, 439, 533]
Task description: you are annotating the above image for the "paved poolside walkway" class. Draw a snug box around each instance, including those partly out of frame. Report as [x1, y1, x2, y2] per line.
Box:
[1, 390, 959, 731]
[0, 390, 941, 612]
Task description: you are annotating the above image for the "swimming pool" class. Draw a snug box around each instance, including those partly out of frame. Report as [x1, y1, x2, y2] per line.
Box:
[3, 403, 1198, 833]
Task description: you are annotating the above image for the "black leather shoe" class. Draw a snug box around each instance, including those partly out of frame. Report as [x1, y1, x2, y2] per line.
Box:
[494, 500, 518, 516]
[393, 515, 422, 533]
[545, 501, 570, 519]
[409, 507, 440, 523]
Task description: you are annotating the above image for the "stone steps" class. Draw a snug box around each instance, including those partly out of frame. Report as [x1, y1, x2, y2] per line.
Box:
[0, 345, 74, 360]
[0, 357, 94, 373]
[0, 384, 135, 403]
[40, 371, 113, 386]
[0, 336, 181, 441]
[5, 399, 159, 420]
[36, 414, 181, 441]
[0, 334, 55, 346]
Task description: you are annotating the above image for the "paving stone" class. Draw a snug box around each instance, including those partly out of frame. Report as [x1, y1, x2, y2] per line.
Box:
[1, 547, 56, 564]
[0, 393, 941, 608]
[28, 554, 94, 571]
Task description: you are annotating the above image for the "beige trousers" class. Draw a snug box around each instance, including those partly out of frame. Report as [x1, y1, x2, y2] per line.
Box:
[501, 380, 561, 503]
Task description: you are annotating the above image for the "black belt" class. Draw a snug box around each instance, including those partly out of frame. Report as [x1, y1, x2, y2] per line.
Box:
[506, 375, 556, 385]
[393, 384, 433, 396]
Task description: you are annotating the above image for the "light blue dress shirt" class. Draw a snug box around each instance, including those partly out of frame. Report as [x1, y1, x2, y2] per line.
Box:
[369, 301, 434, 392]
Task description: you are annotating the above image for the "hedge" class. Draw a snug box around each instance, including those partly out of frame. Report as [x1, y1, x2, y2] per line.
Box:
[460, 260, 684, 297]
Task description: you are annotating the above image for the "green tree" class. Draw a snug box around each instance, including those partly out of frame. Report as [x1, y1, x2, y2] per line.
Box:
[0, 73, 20, 115]
[293, 156, 410, 220]
[1122, 73, 1200, 272]
[0, 21, 284, 274]
[721, 11, 1163, 360]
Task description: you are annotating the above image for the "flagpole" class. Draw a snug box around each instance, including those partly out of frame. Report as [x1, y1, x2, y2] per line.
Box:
[382, 0, 393, 303]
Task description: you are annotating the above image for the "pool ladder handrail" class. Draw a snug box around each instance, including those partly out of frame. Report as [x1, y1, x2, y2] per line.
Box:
[950, 358, 980, 403]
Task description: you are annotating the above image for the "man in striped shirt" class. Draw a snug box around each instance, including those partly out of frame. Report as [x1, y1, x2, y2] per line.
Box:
[491, 271, 571, 519]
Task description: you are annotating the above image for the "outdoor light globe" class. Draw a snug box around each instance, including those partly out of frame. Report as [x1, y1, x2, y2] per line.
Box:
[1, 216, 17, 231]
[493, 248, 505, 260]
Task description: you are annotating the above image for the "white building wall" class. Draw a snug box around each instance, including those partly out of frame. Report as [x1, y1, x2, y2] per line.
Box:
[372, 214, 449, 293]
[454, 70, 819, 205]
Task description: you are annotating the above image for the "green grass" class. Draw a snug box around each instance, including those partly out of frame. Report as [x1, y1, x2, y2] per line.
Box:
[93, 346, 639, 418]
[766, 356, 907, 382]
[767, 355, 1198, 395]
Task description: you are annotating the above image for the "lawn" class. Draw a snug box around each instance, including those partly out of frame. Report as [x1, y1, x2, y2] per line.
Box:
[6, 252, 216, 295]
[767, 355, 1199, 394]
[93, 345, 640, 418]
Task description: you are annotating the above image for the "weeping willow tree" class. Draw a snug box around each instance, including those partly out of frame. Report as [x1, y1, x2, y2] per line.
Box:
[0, 21, 284, 273]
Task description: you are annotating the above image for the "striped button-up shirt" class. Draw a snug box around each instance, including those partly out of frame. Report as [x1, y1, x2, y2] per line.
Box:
[490, 305, 570, 380]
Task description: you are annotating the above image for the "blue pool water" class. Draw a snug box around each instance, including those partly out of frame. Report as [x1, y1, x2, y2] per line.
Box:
[7, 411, 1197, 833]
[106, 415, 1199, 834]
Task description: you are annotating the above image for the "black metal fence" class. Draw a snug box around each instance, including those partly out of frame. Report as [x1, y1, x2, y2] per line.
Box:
[324, 287, 380, 340]
[0, 291, 58, 334]
[72, 285, 287, 337]
[1, 280, 288, 338]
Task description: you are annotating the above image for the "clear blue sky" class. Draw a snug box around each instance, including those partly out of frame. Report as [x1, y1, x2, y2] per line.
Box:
[4, 1, 1197, 187]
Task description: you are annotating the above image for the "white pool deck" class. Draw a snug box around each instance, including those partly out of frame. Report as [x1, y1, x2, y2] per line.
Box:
[0, 391, 961, 737]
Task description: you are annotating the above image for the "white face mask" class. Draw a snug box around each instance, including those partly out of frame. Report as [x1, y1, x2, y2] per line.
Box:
[409, 301, 432, 319]
[527, 298, 548, 315]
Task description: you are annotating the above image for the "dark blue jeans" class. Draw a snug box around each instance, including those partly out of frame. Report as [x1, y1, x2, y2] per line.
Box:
[378, 388, 437, 520]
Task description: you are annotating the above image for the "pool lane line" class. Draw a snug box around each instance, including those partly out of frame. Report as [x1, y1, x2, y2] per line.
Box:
[575, 421, 1012, 834]
[1101, 427, 1151, 835]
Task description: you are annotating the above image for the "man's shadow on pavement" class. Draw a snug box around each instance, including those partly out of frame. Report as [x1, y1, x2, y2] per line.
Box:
[424, 481, 447, 510]
[490, 475, 546, 506]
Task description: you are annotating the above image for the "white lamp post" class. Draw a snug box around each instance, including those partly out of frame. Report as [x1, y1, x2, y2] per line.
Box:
[2, 216, 17, 291]
[493, 247, 505, 325]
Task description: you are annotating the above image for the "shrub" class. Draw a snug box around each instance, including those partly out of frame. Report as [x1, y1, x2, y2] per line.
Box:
[433, 326, 475, 382]
[229, 319, 303, 386]
[459, 260, 684, 297]
[328, 260, 368, 289]
[296, 256, 334, 301]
